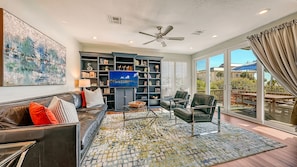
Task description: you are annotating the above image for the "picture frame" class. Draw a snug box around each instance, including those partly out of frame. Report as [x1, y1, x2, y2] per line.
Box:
[1, 9, 66, 86]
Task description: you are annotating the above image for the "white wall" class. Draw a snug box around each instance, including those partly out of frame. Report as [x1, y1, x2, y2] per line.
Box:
[82, 43, 193, 94]
[0, 2, 81, 103]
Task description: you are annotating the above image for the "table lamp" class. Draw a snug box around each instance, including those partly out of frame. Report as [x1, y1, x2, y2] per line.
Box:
[78, 79, 91, 90]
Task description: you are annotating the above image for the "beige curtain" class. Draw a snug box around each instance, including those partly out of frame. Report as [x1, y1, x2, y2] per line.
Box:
[247, 19, 297, 125]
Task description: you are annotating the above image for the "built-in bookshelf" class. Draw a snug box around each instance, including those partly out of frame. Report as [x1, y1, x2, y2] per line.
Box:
[80, 51, 162, 110]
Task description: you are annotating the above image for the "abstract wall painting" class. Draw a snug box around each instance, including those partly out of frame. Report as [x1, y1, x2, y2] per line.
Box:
[0, 9, 66, 86]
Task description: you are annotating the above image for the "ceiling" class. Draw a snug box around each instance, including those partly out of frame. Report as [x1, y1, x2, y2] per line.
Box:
[6, 0, 297, 55]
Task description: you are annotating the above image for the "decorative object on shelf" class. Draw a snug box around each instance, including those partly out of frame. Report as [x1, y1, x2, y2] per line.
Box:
[103, 59, 109, 64]
[105, 66, 109, 71]
[135, 60, 140, 65]
[142, 60, 147, 66]
[156, 80, 160, 86]
[100, 58, 104, 64]
[154, 65, 160, 72]
[149, 81, 152, 86]
[107, 80, 109, 86]
[89, 72, 96, 78]
[143, 87, 147, 92]
[143, 81, 147, 85]
[151, 95, 158, 99]
[1, 9, 66, 86]
[100, 81, 104, 86]
[81, 72, 90, 78]
[104, 88, 110, 94]
[126, 66, 130, 70]
[122, 65, 126, 70]
[155, 88, 160, 92]
[144, 68, 148, 72]
[87, 63, 93, 71]
[156, 74, 160, 79]
[144, 73, 147, 78]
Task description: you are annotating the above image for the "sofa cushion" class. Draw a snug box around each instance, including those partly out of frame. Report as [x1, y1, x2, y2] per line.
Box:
[48, 96, 79, 123]
[190, 94, 215, 114]
[174, 108, 212, 123]
[81, 91, 87, 108]
[84, 88, 104, 108]
[0, 105, 33, 128]
[29, 102, 59, 125]
[71, 92, 82, 109]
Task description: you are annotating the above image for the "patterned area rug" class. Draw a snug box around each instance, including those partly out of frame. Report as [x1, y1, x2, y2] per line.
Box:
[82, 111, 285, 167]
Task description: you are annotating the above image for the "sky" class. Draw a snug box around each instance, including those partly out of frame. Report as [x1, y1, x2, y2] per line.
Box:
[196, 48, 273, 82]
[197, 49, 257, 70]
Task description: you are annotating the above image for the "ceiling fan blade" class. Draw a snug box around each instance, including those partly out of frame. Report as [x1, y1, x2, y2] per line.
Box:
[143, 39, 157, 45]
[161, 25, 173, 36]
[161, 41, 167, 47]
[139, 31, 156, 38]
[165, 37, 185, 40]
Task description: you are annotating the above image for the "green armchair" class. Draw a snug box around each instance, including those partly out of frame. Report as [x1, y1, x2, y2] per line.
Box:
[173, 93, 220, 136]
[160, 90, 190, 119]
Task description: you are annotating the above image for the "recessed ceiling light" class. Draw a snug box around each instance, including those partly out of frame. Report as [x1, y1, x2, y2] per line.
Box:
[189, 47, 193, 50]
[61, 20, 68, 24]
[212, 35, 218, 38]
[92, 36, 97, 40]
[258, 8, 270, 15]
[128, 40, 133, 44]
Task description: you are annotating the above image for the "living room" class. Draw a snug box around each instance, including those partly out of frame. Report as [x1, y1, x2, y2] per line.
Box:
[1, 0, 297, 167]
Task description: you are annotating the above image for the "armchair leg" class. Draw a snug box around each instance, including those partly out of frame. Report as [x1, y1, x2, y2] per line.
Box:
[192, 122, 194, 137]
[218, 106, 221, 133]
[175, 116, 177, 124]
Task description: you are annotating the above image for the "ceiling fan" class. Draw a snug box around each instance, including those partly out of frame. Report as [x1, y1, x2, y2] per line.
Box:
[139, 25, 184, 47]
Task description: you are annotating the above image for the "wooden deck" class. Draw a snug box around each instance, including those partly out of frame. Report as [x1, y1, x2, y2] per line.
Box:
[214, 113, 297, 167]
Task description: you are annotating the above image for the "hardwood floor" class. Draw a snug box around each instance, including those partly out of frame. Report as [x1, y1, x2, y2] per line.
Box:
[214, 113, 297, 167]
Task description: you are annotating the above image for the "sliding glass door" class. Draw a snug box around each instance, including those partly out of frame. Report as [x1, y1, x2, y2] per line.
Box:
[209, 54, 224, 107]
[229, 46, 257, 118]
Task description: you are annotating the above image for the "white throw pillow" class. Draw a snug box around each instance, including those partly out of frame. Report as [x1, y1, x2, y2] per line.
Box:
[84, 88, 105, 108]
[48, 96, 79, 123]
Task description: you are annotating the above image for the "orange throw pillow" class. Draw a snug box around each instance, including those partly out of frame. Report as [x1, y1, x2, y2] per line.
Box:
[29, 102, 59, 125]
[81, 91, 86, 108]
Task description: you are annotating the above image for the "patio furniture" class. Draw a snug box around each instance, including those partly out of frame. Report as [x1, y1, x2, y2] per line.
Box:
[173, 93, 220, 136]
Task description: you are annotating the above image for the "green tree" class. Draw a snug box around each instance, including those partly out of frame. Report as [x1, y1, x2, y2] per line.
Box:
[216, 71, 223, 79]
[197, 79, 206, 91]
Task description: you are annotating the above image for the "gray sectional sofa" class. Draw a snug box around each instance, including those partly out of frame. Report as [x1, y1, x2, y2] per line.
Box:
[0, 91, 107, 167]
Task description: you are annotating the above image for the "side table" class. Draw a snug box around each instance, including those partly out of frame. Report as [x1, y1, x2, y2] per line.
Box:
[0, 141, 36, 167]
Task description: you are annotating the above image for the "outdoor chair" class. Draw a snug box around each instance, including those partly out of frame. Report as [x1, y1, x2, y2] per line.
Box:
[160, 90, 190, 119]
[173, 93, 220, 136]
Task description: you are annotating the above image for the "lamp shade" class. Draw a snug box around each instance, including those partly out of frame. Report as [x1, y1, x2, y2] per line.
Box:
[78, 79, 91, 88]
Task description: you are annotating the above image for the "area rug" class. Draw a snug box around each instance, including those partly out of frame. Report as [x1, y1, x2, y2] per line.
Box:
[81, 111, 285, 167]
